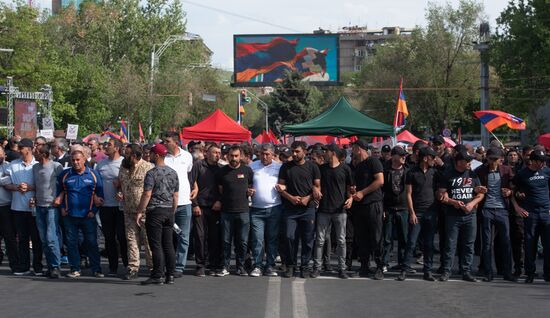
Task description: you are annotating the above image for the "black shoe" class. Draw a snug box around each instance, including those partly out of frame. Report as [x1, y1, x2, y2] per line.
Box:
[310, 268, 321, 278]
[236, 266, 248, 276]
[165, 275, 175, 284]
[283, 266, 294, 278]
[373, 268, 384, 280]
[49, 268, 61, 279]
[423, 272, 435, 282]
[503, 275, 518, 282]
[173, 271, 183, 278]
[436, 267, 444, 275]
[525, 275, 535, 284]
[124, 271, 139, 280]
[300, 268, 311, 279]
[513, 269, 522, 277]
[357, 263, 371, 277]
[544, 275, 550, 282]
[338, 270, 349, 279]
[439, 272, 450, 282]
[405, 267, 417, 274]
[396, 271, 406, 281]
[462, 273, 477, 282]
[141, 277, 163, 285]
[195, 267, 205, 277]
[482, 274, 493, 282]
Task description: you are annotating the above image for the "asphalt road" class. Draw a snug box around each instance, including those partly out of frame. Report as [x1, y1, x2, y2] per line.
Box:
[0, 258, 549, 318]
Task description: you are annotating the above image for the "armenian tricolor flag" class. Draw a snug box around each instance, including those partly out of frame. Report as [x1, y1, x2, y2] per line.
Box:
[474, 110, 526, 132]
[120, 119, 128, 142]
[393, 78, 409, 130]
[138, 122, 145, 143]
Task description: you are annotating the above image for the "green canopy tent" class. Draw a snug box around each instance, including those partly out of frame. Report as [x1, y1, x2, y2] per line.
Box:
[282, 97, 395, 137]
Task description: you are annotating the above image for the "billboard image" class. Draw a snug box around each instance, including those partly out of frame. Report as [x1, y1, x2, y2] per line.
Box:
[234, 34, 340, 86]
[14, 100, 38, 139]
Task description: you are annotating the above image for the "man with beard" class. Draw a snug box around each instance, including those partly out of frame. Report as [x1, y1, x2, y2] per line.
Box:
[96, 139, 127, 276]
[216, 145, 254, 276]
[399, 147, 438, 281]
[162, 132, 194, 277]
[311, 144, 353, 279]
[277, 141, 321, 278]
[190, 144, 223, 277]
[118, 144, 154, 280]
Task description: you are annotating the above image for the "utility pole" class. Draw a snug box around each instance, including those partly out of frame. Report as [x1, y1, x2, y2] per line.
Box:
[148, 32, 201, 136]
[474, 22, 490, 147]
[245, 90, 270, 132]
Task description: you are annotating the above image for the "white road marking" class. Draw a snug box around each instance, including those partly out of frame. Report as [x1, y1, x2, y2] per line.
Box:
[265, 277, 281, 318]
[292, 278, 309, 318]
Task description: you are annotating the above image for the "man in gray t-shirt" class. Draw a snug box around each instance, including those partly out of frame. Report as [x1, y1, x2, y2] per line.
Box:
[95, 139, 127, 275]
[32, 144, 63, 278]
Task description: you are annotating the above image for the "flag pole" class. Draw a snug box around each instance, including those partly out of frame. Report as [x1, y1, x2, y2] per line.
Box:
[487, 130, 504, 148]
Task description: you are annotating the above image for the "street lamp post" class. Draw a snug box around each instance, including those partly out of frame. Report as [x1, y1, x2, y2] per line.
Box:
[245, 90, 269, 132]
[148, 32, 201, 136]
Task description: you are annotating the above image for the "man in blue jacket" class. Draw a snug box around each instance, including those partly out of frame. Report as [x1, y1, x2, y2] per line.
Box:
[57, 150, 105, 278]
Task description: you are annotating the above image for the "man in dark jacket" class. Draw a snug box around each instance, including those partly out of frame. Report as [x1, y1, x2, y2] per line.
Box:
[474, 147, 517, 282]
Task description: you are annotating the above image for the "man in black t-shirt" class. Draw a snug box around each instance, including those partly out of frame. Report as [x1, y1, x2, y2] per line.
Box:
[399, 147, 438, 281]
[438, 151, 484, 282]
[276, 141, 321, 278]
[351, 140, 385, 279]
[216, 145, 255, 277]
[382, 146, 409, 273]
[511, 150, 550, 283]
[311, 144, 354, 279]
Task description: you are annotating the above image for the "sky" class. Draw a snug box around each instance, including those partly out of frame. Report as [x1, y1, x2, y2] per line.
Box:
[29, 0, 509, 70]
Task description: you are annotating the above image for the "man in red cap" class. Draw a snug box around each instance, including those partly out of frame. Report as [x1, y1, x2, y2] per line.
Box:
[136, 143, 180, 285]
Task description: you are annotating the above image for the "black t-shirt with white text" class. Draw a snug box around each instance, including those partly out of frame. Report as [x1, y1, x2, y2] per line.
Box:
[278, 160, 321, 209]
[319, 163, 354, 213]
[512, 167, 550, 212]
[215, 164, 253, 213]
[438, 168, 480, 215]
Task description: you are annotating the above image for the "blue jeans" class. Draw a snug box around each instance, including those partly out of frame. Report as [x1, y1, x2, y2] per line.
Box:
[221, 212, 250, 269]
[174, 204, 192, 273]
[403, 209, 437, 273]
[523, 210, 550, 277]
[284, 207, 316, 269]
[250, 205, 282, 269]
[481, 208, 512, 276]
[35, 207, 61, 269]
[443, 213, 477, 274]
[63, 216, 101, 273]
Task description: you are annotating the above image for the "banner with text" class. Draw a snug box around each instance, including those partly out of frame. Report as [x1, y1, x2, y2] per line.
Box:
[14, 100, 38, 139]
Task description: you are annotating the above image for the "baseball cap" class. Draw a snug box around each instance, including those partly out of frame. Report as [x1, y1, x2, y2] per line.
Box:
[486, 147, 504, 160]
[151, 143, 168, 156]
[382, 145, 391, 153]
[325, 144, 342, 156]
[455, 150, 473, 162]
[529, 150, 547, 162]
[418, 146, 437, 158]
[353, 139, 369, 151]
[279, 146, 292, 157]
[432, 135, 445, 145]
[453, 144, 467, 153]
[19, 138, 33, 149]
[413, 140, 427, 152]
[391, 146, 407, 156]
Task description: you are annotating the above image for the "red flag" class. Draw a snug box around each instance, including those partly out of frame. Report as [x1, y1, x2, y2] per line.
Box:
[457, 127, 462, 144]
[268, 129, 280, 144]
[138, 122, 145, 143]
[179, 129, 184, 147]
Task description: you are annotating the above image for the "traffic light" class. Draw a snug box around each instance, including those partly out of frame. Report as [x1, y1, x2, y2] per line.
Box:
[240, 89, 251, 104]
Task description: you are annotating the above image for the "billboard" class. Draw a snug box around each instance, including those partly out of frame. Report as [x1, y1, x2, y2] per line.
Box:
[234, 34, 340, 87]
[14, 100, 38, 139]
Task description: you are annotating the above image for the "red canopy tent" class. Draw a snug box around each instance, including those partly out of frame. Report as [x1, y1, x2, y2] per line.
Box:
[538, 133, 550, 149]
[396, 130, 426, 144]
[182, 109, 251, 142]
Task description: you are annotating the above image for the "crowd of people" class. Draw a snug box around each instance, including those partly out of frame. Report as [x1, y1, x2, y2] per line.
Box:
[0, 132, 548, 285]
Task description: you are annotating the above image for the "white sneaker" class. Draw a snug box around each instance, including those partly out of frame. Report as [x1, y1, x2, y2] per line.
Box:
[66, 271, 81, 278]
[13, 270, 32, 276]
[250, 267, 262, 277]
[216, 268, 229, 277]
[382, 266, 388, 273]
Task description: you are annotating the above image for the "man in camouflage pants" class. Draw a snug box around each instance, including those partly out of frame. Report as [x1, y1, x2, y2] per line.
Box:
[118, 144, 153, 280]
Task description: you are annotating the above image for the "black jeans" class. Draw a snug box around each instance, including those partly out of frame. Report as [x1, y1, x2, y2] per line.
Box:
[0, 205, 19, 271]
[481, 208, 512, 276]
[403, 210, 437, 273]
[509, 211, 524, 273]
[99, 207, 128, 272]
[13, 211, 43, 273]
[146, 207, 176, 279]
[382, 209, 409, 267]
[352, 201, 384, 269]
[283, 207, 315, 269]
[193, 207, 222, 270]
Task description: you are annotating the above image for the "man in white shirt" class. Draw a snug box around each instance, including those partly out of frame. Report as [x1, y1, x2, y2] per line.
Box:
[163, 132, 194, 277]
[249, 143, 282, 277]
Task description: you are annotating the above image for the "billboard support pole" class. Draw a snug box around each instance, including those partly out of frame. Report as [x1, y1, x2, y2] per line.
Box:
[246, 90, 269, 132]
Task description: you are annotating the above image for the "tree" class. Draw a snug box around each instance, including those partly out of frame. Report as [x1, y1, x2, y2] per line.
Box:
[268, 71, 323, 129]
[491, 0, 550, 138]
[354, 0, 484, 136]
